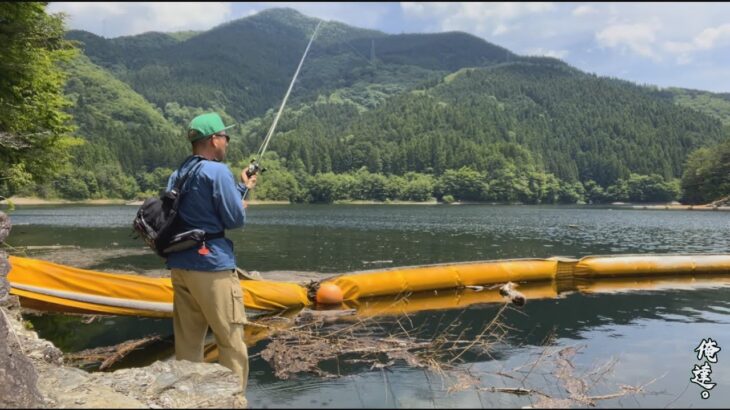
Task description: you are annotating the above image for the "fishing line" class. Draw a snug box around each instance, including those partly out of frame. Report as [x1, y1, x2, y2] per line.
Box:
[246, 20, 323, 177]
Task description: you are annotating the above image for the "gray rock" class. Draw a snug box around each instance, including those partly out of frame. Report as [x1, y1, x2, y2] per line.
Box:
[0, 211, 10, 243]
[0, 250, 10, 307]
[0, 211, 10, 306]
[0, 312, 46, 408]
[4, 293, 246, 408]
[34, 360, 245, 408]
[1, 235, 45, 408]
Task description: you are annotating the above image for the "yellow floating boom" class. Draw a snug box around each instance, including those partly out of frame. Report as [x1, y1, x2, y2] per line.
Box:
[7, 253, 730, 317]
[7, 255, 309, 317]
[574, 254, 730, 277]
[330, 258, 558, 300]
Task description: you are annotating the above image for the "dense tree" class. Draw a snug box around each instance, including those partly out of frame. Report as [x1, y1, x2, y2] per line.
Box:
[0, 2, 78, 197]
[583, 180, 608, 204]
[62, 54, 187, 174]
[681, 139, 730, 204]
[435, 167, 488, 201]
[625, 174, 680, 203]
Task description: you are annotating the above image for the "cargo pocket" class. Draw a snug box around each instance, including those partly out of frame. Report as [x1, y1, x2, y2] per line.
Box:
[230, 278, 248, 324]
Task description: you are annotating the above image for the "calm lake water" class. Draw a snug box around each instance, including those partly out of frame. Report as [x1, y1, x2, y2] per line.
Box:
[5, 204, 730, 408]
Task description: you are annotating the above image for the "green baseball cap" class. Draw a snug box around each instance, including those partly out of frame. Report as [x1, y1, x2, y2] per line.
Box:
[187, 113, 236, 143]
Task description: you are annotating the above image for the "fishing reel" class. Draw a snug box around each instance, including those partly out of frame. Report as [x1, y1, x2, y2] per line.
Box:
[244, 159, 266, 178]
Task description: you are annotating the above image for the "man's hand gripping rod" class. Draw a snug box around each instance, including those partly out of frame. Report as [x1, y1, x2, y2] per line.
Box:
[245, 21, 323, 178]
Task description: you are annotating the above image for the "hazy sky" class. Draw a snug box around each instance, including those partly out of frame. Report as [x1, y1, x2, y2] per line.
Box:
[48, 2, 730, 93]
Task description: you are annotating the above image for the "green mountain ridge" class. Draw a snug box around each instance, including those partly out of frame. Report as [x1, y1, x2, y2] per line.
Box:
[65, 8, 518, 121]
[45, 7, 729, 203]
[232, 58, 723, 187]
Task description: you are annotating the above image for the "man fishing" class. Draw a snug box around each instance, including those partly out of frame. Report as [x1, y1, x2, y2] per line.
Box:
[165, 22, 322, 404]
[166, 112, 256, 402]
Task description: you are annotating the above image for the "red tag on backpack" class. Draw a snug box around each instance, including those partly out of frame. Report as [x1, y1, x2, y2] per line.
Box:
[198, 242, 210, 256]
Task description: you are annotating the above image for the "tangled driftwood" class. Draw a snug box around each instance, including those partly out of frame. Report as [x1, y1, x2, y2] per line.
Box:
[65, 335, 162, 370]
[253, 298, 657, 407]
[257, 303, 512, 380]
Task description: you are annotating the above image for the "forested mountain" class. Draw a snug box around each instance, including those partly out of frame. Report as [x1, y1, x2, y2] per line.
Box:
[239, 59, 723, 187]
[24, 7, 728, 203]
[66, 8, 515, 122]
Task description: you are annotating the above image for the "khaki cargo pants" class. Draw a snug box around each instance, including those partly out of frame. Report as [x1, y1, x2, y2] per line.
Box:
[171, 268, 249, 393]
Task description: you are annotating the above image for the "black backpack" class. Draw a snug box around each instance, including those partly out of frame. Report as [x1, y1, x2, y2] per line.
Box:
[133, 155, 223, 258]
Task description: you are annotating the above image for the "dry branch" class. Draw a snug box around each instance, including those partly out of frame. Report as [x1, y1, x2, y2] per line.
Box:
[65, 335, 161, 370]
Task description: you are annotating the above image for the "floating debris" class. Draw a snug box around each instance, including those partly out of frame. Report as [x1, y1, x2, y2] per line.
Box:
[361, 260, 393, 265]
[258, 303, 513, 380]
[499, 282, 526, 306]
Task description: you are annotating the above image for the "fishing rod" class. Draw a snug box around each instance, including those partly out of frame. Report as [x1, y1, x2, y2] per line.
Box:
[244, 21, 323, 179]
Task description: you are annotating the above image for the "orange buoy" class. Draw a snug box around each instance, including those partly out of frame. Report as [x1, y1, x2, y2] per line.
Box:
[316, 283, 344, 304]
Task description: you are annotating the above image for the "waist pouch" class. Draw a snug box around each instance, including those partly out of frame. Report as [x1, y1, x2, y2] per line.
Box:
[162, 229, 225, 254]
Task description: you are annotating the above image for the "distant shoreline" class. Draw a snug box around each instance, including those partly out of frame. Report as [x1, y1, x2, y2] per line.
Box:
[5, 197, 128, 205]
[2, 197, 290, 206]
[2, 196, 729, 210]
[334, 199, 438, 205]
[629, 204, 730, 211]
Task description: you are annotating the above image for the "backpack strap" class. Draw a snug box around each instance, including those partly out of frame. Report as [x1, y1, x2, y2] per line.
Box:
[172, 155, 206, 194]
[169, 156, 225, 242]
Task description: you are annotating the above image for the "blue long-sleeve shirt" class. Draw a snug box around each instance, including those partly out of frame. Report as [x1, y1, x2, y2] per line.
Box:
[164, 156, 248, 271]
